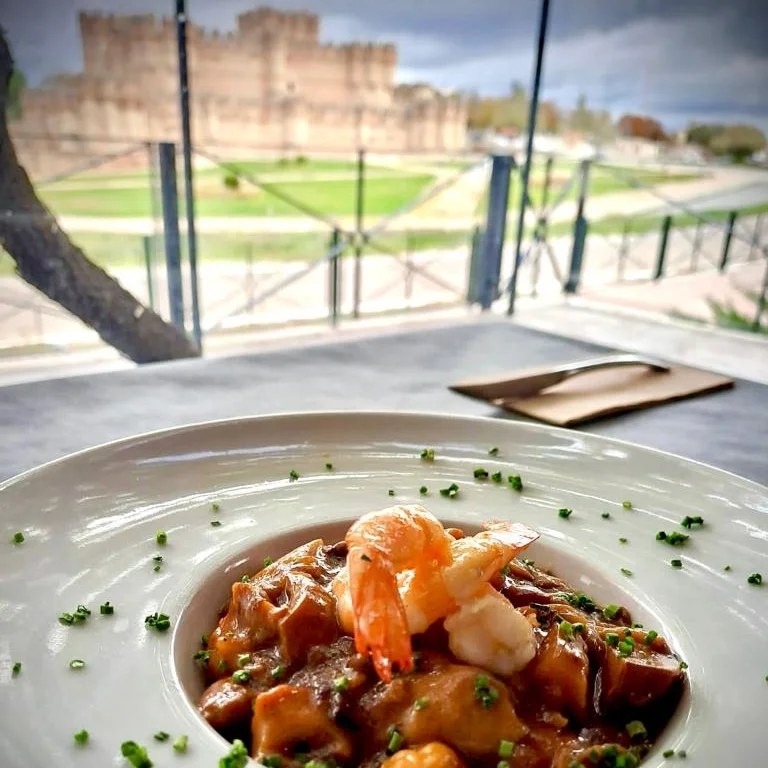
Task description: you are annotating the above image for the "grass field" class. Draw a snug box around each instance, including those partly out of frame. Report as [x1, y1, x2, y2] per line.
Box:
[37, 156, 702, 221]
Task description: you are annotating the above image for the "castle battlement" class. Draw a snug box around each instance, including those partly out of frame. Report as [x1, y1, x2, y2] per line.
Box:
[12, 5, 467, 176]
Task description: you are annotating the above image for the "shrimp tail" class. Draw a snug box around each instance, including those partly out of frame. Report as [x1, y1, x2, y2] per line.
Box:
[348, 545, 413, 683]
[481, 520, 540, 554]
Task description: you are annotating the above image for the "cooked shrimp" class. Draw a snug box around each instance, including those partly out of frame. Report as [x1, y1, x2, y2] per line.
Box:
[334, 504, 453, 682]
[443, 583, 537, 674]
[381, 742, 465, 768]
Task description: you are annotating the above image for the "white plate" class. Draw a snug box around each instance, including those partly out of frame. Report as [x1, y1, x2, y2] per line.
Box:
[0, 412, 766, 767]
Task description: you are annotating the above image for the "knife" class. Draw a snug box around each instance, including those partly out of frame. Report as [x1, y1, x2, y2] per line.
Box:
[450, 354, 670, 402]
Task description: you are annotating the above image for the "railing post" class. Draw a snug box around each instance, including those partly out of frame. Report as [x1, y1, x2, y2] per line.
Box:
[352, 148, 365, 318]
[479, 154, 514, 310]
[158, 141, 186, 331]
[328, 228, 341, 326]
[653, 215, 672, 281]
[690, 219, 703, 273]
[719, 211, 737, 272]
[749, 214, 764, 262]
[564, 159, 591, 294]
[142, 235, 155, 310]
[404, 230, 414, 302]
[466, 225, 484, 304]
[617, 220, 630, 282]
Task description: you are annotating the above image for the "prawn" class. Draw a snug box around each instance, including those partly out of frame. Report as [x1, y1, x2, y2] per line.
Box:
[332, 504, 453, 682]
[333, 506, 539, 681]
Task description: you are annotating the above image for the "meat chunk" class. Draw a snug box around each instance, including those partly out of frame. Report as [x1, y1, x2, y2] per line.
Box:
[198, 678, 252, 731]
[359, 663, 527, 758]
[207, 539, 340, 674]
[252, 684, 354, 762]
[595, 628, 684, 714]
[523, 624, 590, 721]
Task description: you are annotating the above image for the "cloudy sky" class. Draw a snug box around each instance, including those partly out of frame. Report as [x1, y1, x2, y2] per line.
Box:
[3, 0, 768, 131]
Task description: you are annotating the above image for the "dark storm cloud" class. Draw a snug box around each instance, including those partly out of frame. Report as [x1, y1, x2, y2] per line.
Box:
[2, 0, 767, 129]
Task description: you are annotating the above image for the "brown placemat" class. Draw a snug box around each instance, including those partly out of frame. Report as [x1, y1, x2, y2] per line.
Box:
[454, 364, 733, 426]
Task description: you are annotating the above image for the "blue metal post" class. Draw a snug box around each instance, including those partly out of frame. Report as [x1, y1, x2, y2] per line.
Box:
[479, 154, 514, 310]
[158, 142, 185, 330]
[654, 215, 673, 281]
[564, 160, 591, 294]
[175, 0, 202, 349]
[328, 228, 341, 326]
[507, 0, 551, 315]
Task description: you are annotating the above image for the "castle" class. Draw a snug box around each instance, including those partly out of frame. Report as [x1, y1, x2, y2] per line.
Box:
[11, 8, 468, 178]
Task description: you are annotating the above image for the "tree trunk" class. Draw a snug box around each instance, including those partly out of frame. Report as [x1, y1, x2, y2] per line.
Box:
[0, 32, 199, 364]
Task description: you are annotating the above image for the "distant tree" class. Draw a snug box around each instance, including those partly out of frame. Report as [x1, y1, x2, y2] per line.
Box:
[709, 124, 766, 162]
[222, 172, 240, 191]
[6, 68, 24, 120]
[592, 110, 616, 145]
[617, 113, 667, 142]
[536, 100, 560, 134]
[570, 94, 593, 134]
[686, 122, 723, 148]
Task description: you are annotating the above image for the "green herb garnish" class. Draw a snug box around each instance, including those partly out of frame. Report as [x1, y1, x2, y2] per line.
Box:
[474, 673, 500, 708]
[601, 512, 611, 519]
[172, 735, 188, 753]
[558, 508, 573, 519]
[12, 531, 24, 544]
[473, 467, 489, 479]
[419, 485, 428, 495]
[218, 739, 248, 768]
[156, 531, 167, 546]
[603, 604, 621, 620]
[153, 732, 170, 742]
[681, 515, 704, 528]
[671, 559, 683, 568]
[120, 741, 152, 768]
[74, 729, 89, 745]
[333, 675, 349, 693]
[289, 469, 299, 481]
[439, 483, 459, 499]
[488, 447, 499, 456]
[498, 740, 515, 758]
[388, 489, 395, 497]
[621, 568, 633, 577]
[414, 696, 429, 711]
[144, 612, 171, 632]
[12, 661, 21, 676]
[491, 471, 503, 483]
[325, 462, 333, 471]
[232, 669, 250, 684]
[657, 531, 689, 546]
[69, 659, 86, 670]
[747, 573, 763, 585]
[386, 728, 403, 754]
[625, 720, 648, 741]
[507, 474, 523, 491]
[420, 448, 436, 461]
[99, 601, 114, 615]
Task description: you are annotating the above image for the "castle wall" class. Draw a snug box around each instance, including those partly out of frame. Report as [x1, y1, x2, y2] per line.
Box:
[9, 8, 467, 179]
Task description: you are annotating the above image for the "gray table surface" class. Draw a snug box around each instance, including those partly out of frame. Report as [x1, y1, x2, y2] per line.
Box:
[1, 319, 766, 485]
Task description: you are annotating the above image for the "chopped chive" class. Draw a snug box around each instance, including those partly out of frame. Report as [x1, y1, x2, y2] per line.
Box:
[236, 653, 250, 668]
[419, 485, 428, 495]
[500, 564, 511, 577]
[625, 720, 647, 741]
[488, 447, 499, 456]
[619, 537, 628, 544]
[558, 508, 573, 519]
[671, 559, 683, 568]
[420, 448, 435, 462]
[724, 564, 732, 571]
[210, 520, 222, 527]
[216, 659, 228, 673]
[220, 740, 248, 768]
[144, 612, 171, 632]
[211, 501, 221, 513]
[12, 531, 24, 544]
[678, 750, 687, 758]
[604, 632, 619, 647]
[491, 471, 503, 483]
[473, 467, 489, 479]
[99, 601, 114, 615]
[74, 729, 89, 745]
[325, 462, 334, 471]
[681, 515, 704, 528]
[388, 489, 395, 496]
[333, 675, 350, 693]
[679, 660, 689, 670]
[386, 728, 403, 754]
[58, 613, 74, 626]
[193, 650, 211, 666]
[232, 669, 250, 684]
[663, 749, 675, 758]
[747, 573, 763, 585]
[603, 604, 621, 620]
[644, 630, 658, 644]
[498, 740, 515, 758]
[413, 696, 429, 711]
[288, 469, 299, 481]
[262, 556, 274, 568]
[618, 638, 635, 657]
[271, 664, 286, 680]
[474, 673, 500, 708]
[621, 567, 633, 577]
[172, 734, 188, 753]
[156, 531, 167, 546]
[622, 500, 633, 509]
[507, 474, 523, 491]
[601, 512, 611, 519]
[558, 620, 574, 640]
[262, 757, 282, 768]
[240, 574, 250, 583]
[153, 732, 170, 742]
[657, 531, 689, 546]
[69, 659, 86, 670]
[121, 741, 152, 768]
[11, 661, 21, 676]
[439, 482, 460, 498]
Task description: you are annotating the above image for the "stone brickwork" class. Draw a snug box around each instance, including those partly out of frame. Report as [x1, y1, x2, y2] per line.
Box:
[10, 7, 468, 178]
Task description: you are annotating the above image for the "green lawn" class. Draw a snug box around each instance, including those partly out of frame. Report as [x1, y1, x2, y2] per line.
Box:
[39, 174, 435, 219]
